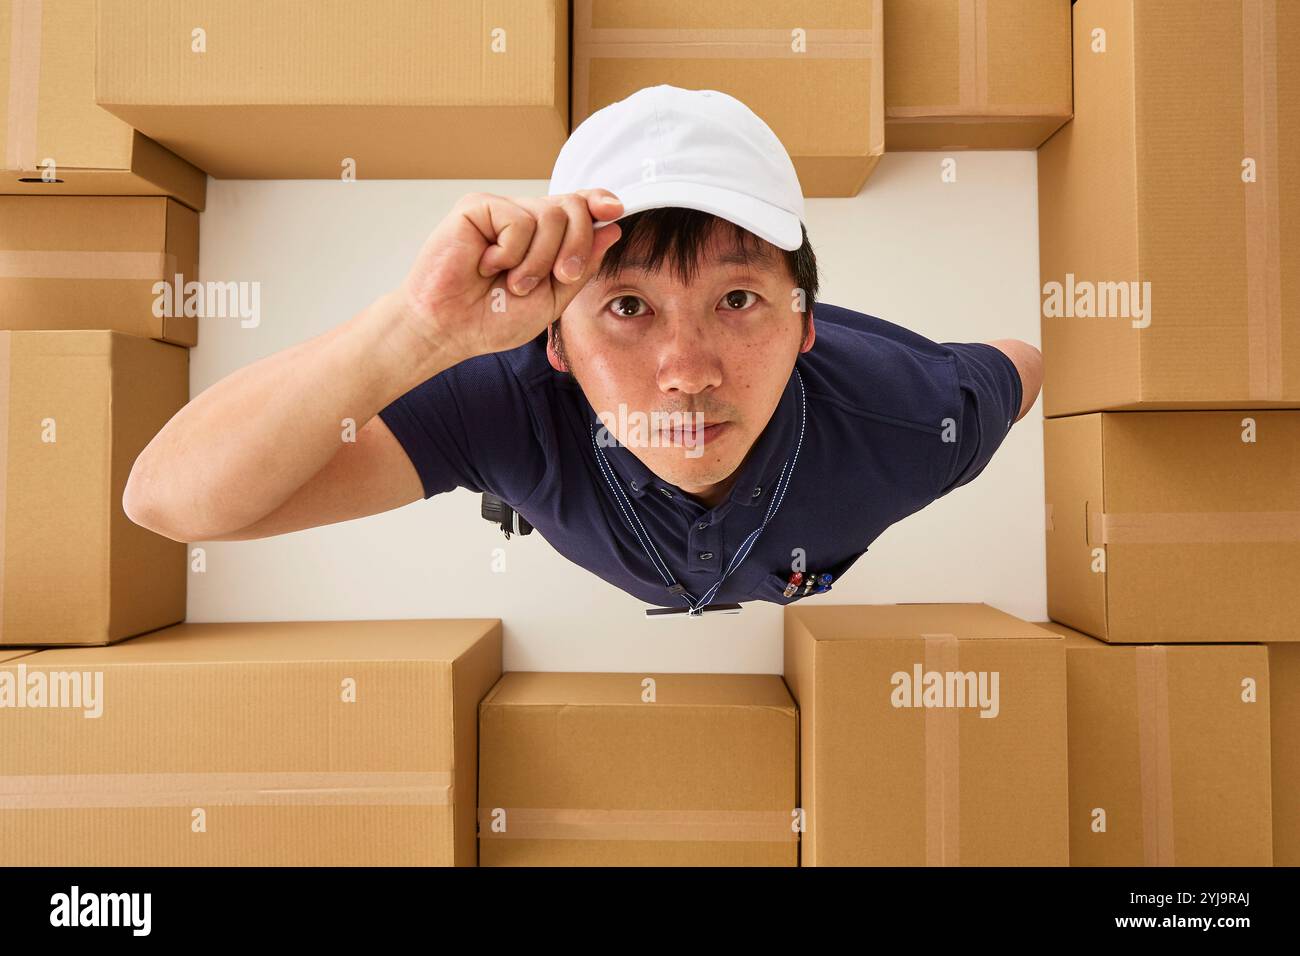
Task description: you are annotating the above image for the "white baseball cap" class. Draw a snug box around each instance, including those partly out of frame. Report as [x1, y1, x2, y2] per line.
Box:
[549, 84, 806, 251]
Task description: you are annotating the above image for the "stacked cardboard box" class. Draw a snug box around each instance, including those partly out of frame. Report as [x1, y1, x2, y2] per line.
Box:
[784, 603, 1069, 866]
[883, 0, 1073, 150]
[1044, 410, 1300, 644]
[94, 0, 569, 181]
[478, 671, 798, 866]
[571, 0, 884, 197]
[1038, 621, 1272, 865]
[1269, 644, 1300, 864]
[0, 196, 199, 345]
[1, 1, 199, 649]
[1037, 0, 1298, 863]
[0, 331, 188, 646]
[1038, 0, 1299, 415]
[1, 0, 205, 206]
[0, 619, 502, 865]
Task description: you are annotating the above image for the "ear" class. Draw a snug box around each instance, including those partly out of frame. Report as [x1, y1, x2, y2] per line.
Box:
[545, 323, 569, 373]
[799, 307, 816, 353]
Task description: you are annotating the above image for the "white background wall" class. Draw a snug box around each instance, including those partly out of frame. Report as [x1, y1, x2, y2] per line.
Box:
[190, 150, 1046, 673]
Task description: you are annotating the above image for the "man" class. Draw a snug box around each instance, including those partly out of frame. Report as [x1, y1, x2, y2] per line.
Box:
[124, 85, 1042, 617]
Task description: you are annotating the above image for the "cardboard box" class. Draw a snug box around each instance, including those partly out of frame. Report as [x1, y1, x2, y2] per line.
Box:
[478, 672, 798, 866]
[95, 0, 569, 180]
[784, 603, 1069, 866]
[883, 0, 1072, 149]
[572, 0, 883, 198]
[1037, 0, 1300, 416]
[1038, 621, 1272, 866]
[0, 196, 199, 347]
[1045, 411, 1300, 644]
[1270, 643, 1300, 866]
[0, 330, 187, 647]
[1, 0, 205, 209]
[0, 619, 502, 865]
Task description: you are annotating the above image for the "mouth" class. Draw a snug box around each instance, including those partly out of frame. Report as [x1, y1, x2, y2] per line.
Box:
[663, 421, 730, 450]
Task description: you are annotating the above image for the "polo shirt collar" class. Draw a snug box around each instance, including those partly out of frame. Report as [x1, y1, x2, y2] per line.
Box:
[585, 367, 800, 511]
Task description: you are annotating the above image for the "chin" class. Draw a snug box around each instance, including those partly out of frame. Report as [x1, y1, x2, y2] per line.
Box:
[654, 457, 737, 490]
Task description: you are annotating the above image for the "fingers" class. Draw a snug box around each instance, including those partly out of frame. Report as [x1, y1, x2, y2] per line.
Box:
[575, 189, 624, 224]
[456, 193, 536, 280]
[502, 201, 568, 295]
[462, 190, 624, 298]
[543, 191, 622, 286]
[544, 194, 594, 287]
[551, 220, 622, 314]
[507, 191, 624, 290]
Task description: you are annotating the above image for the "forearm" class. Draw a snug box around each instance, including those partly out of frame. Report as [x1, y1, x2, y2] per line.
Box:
[124, 291, 461, 541]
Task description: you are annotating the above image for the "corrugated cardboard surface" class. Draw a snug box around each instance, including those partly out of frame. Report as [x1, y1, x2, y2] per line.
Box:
[0, 331, 187, 647]
[1038, 0, 1300, 416]
[0, 195, 198, 346]
[1038, 621, 1272, 866]
[478, 671, 798, 866]
[1269, 643, 1300, 865]
[0, 0, 205, 209]
[573, 0, 883, 198]
[784, 603, 1069, 866]
[1045, 411, 1300, 644]
[884, 0, 1072, 149]
[0, 619, 502, 865]
[95, 0, 568, 180]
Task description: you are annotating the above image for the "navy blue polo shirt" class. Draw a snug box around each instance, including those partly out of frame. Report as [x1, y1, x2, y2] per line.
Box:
[377, 302, 1023, 609]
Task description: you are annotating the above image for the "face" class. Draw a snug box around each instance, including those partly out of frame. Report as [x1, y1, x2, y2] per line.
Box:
[547, 224, 815, 508]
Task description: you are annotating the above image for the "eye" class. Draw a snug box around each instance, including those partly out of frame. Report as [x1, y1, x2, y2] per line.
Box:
[720, 289, 757, 311]
[605, 294, 649, 319]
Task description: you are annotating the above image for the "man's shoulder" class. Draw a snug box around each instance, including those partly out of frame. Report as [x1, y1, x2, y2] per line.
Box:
[434, 333, 572, 409]
[811, 302, 954, 354]
[800, 302, 959, 430]
[495, 332, 573, 392]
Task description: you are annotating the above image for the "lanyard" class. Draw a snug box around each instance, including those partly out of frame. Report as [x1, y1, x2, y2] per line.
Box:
[590, 369, 807, 616]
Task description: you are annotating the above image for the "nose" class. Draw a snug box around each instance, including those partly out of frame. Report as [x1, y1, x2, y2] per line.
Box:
[654, 310, 723, 396]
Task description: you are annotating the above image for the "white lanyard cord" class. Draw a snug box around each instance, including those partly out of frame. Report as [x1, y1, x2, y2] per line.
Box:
[590, 369, 807, 614]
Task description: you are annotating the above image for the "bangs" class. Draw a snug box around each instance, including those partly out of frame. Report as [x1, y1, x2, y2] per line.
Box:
[594, 207, 784, 287]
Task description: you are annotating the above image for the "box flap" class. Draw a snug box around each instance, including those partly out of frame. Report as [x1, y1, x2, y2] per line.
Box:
[785, 602, 1060, 642]
[482, 670, 795, 711]
[23, 619, 503, 665]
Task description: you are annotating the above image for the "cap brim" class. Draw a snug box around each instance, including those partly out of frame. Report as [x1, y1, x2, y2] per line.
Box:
[593, 180, 803, 251]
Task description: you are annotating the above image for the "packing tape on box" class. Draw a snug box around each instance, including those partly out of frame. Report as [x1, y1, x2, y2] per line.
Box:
[1086, 509, 1300, 545]
[1242, 0, 1284, 401]
[0, 251, 178, 280]
[0, 771, 454, 809]
[922, 632, 961, 866]
[887, 0, 1061, 122]
[571, 0, 880, 131]
[4, 0, 41, 172]
[475, 806, 797, 843]
[1134, 646, 1176, 866]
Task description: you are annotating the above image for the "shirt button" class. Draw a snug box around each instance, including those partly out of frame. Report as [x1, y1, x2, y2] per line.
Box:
[696, 522, 708, 530]
[751, 486, 763, 498]
[699, 551, 714, 560]
[659, 488, 674, 499]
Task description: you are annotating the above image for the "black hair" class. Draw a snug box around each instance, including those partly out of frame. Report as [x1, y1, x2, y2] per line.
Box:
[549, 206, 819, 374]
